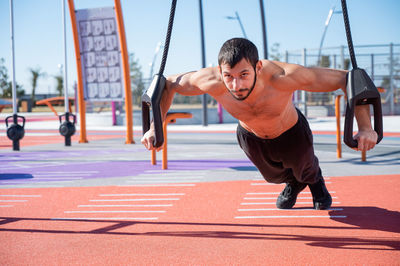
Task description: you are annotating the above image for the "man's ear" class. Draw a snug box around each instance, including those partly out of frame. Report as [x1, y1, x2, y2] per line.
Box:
[256, 60, 262, 74]
[217, 65, 221, 74]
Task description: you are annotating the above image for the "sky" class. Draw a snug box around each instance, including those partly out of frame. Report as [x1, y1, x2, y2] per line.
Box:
[0, 0, 399, 95]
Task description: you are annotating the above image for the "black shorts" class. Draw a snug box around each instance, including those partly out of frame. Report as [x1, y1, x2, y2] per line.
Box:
[236, 109, 322, 184]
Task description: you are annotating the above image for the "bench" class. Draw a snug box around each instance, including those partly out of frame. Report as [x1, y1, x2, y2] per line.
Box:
[36, 97, 74, 117]
[0, 99, 12, 113]
[151, 112, 193, 170]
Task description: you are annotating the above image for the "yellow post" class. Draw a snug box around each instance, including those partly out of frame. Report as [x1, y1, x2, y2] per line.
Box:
[114, 0, 134, 144]
[335, 95, 342, 158]
[67, 0, 88, 143]
[361, 150, 366, 161]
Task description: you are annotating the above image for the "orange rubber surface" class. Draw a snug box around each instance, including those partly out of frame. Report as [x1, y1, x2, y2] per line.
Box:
[1, 174, 399, 265]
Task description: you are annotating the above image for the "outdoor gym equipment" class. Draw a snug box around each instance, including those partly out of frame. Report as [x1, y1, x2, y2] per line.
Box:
[59, 0, 76, 146]
[5, 0, 25, 151]
[142, 0, 177, 148]
[341, 0, 383, 148]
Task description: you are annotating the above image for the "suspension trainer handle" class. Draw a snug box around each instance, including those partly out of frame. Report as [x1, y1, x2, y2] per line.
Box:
[343, 69, 383, 148]
[341, 0, 383, 148]
[142, 74, 166, 148]
[141, 0, 177, 148]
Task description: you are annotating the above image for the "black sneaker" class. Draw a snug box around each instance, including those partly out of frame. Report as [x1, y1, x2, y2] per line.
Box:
[276, 180, 307, 209]
[308, 178, 332, 210]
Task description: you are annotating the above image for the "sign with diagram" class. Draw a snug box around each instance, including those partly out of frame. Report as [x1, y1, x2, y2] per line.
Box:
[76, 7, 124, 101]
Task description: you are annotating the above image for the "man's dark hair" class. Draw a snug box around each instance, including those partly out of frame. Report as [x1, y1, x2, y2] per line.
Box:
[218, 38, 259, 69]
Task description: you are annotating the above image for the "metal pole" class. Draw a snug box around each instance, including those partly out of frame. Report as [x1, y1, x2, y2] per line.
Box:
[259, 0, 268, 59]
[302, 48, 307, 117]
[340, 45, 345, 69]
[199, 0, 208, 126]
[333, 54, 337, 68]
[235, 11, 247, 39]
[9, 0, 17, 115]
[149, 42, 163, 79]
[62, 0, 69, 113]
[389, 43, 394, 114]
[318, 7, 334, 66]
[370, 54, 374, 81]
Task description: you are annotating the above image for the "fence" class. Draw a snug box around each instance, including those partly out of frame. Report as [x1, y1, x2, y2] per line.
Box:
[143, 43, 400, 118]
[286, 43, 400, 116]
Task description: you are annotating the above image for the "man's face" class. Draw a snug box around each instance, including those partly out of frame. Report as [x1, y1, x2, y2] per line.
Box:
[220, 58, 257, 101]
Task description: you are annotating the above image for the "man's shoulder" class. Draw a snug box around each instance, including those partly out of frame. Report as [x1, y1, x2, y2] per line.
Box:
[193, 67, 224, 93]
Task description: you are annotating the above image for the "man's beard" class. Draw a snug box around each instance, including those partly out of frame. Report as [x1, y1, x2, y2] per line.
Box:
[227, 74, 257, 101]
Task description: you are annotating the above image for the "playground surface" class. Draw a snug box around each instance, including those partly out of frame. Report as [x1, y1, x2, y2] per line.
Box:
[0, 112, 399, 265]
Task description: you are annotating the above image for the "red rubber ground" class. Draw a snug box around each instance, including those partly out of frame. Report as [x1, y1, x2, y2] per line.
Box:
[1, 174, 399, 265]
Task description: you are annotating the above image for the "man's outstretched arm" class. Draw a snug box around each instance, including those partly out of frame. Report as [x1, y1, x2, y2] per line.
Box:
[141, 71, 205, 151]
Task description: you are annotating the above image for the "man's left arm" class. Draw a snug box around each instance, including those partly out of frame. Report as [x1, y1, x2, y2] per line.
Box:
[274, 62, 378, 152]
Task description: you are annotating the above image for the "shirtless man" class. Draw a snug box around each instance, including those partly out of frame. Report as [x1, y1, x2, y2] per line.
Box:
[141, 38, 378, 210]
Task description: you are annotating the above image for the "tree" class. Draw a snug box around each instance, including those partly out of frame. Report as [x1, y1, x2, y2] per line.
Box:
[29, 67, 46, 105]
[344, 58, 351, 70]
[0, 58, 25, 98]
[320, 55, 331, 68]
[269, 43, 282, 61]
[54, 74, 63, 96]
[129, 53, 145, 106]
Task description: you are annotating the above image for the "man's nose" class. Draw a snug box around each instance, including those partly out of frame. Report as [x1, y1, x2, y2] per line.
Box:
[232, 78, 241, 90]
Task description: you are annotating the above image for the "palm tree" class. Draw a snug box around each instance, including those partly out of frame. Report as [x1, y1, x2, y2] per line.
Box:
[29, 67, 46, 105]
[54, 74, 63, 96]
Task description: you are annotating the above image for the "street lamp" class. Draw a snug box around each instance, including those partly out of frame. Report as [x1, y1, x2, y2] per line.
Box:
[225, 11, 247, 39]
[149, 41, 163, 79]
[317, 6, 342, 65]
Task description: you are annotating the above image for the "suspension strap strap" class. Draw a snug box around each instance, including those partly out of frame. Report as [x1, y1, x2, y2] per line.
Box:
[341, 0, 358, 69]
[142, 0, 177, 148]
[159, 0, 177, 76]
[341, 0, 383, 148]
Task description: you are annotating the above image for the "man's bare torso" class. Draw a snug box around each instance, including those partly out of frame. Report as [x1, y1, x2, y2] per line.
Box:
[205, 61, 299, 139]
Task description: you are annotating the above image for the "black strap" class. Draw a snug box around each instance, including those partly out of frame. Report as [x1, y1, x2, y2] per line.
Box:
[158, 0, 177, 75]
[141, 0, 177, 148]
[341, 0, 358, 69]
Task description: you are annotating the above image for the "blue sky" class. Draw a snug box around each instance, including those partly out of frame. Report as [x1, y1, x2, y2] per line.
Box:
[0, 0, 399, 95]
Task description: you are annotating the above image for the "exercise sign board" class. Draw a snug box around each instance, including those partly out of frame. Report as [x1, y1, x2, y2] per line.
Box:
[76, 7, 124, 101]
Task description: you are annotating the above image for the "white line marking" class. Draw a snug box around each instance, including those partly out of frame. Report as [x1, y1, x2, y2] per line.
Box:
[243, 197, 338, 200]
[90, 198, 180, 202]
[241, 202, 341, 205]
[30, 177, 84, 180]
[37, 171, 99, 174]
[251, 182, 331, 186]
[126, 180, 201, 183]
[235, 215, 346, 219]
[238, 208, 344, 211]
[78, 204, 173, 208]
[1, 180, 74, 184]
[0, 195, 42, 197]
[0, 200, 28, 202]
[123, 184, 196, 187]
[34, 174, 92, 177]
[250, 183, 282, 186]
[64, 210, 166, 213]
[99, 193, 185, 196]
[0, 205, 14, 208]
[245, 192, 336, 195]
[132, 176, 203, 180]
[51, 217, 159, 221]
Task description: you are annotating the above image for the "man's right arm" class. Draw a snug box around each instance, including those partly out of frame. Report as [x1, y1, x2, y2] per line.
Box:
[141, 70, 206, 151]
